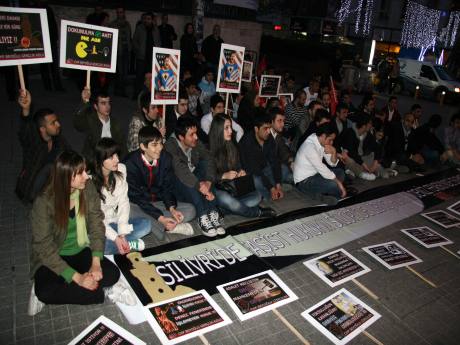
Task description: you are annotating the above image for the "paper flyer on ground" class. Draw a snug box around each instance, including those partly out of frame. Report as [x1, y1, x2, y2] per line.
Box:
[302, 288, 381, 345]
[259, 75, 281, 97]
[447, 200, 460, 216]
[60, 19, 118, 72]
[362, 241, 422, 270]
[152, 47, 180, 105]
[68, 315, 146, 345]
[401, 226, 453, 248]
[144, 290, 231, 345]
[216, 270, 298, 321]
[0, 6, 52, 66]
[216, 43, 245, 93]
[304, 249, 371, 287]
[421, 210, 460, 228]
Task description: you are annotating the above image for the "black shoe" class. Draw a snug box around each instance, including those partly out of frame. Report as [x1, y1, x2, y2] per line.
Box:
[259, 207, 276, 218]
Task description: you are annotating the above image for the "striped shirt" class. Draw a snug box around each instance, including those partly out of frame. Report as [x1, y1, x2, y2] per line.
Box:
[285, 102, 309, 130]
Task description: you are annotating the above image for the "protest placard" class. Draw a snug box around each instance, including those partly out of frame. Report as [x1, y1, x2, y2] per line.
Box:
[302, 288, 381, 345]
[401, 226, 453, 248]
[447, 200, 460, 216]
[59, 20, 118, 72]
[362, 241, 422, 270]
[0, 6, 52, 67]
[421, 210, 460, 228]
[216, 43, 245, 93]
[144, 290, 231, 345]
[68, 315, 146, 345]
[241, 60, 253, 82]
[304, 249, 371, 288]
[217, 270, 297, 321]
[152, 47, 180, 105]
[259, 75, 281, 97]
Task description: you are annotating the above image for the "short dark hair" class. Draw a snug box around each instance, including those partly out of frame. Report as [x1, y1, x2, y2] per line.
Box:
[175, 116, 197, 139]
[336, 102, 349, 113]
[411, 103, 421, 112]
[92, 90, 110, 104]
[34, 108, 55, 127]
[138, 126, 163, 151]
[253, 112, 272, 128]
[294, 88, 306, 101]
[428, 114, 442, 129]
[316, 123, 336, 137]
[267, 107, 284, 122]
[183, 78, 196, 89]
[308, 100, 322, 110]
[140, 92, 153, 111]
[389, 95, 397, 102]
[178, 88, 188, 101]
[210, 94, 224, 109]
[355, 113, 372, 128]
[313, 109, 331, 123]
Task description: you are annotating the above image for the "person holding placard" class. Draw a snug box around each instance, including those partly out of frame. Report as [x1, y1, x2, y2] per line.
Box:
[29, 151, 132, 315]
[74, 87, 127, 160]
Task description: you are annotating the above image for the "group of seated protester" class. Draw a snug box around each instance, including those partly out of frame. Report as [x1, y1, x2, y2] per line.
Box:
[17, 75, 458, 314]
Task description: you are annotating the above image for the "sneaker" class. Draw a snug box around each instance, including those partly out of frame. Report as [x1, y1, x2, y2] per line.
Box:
[198, 215, 217, 237]
[258, 207, 276, 218]
[388, 169, 398, 177]
[27, 283, 44, 316]
[168, 222, 194, 236]
[390, 160, 397, 170]
[358, 172, 376, 181]
[128, 239, 145, 252]
[345, 169, 356, 179]
[209, 211, 226, 235]
[106, 281, 136, 306]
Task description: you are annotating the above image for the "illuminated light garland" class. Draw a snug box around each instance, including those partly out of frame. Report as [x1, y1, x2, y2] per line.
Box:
[444, 11, 460, 47]
[401, 0, 441, 48]
[336, 0, 352, 24]
[335, 0, 374, 36]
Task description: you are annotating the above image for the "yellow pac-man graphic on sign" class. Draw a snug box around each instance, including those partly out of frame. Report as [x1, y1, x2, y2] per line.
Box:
[75, 41, 88, 58]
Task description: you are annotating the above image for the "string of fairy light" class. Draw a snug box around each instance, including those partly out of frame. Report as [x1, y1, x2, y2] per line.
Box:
[336, 0, 374, 36]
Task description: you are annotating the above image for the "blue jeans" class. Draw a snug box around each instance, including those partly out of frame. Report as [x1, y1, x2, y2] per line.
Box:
[421, 147, 440, 166]
[216, 190, 261, 218]
[104, 217, 152, 254]
[281, 164, 294, 184]
[296, 168, 345, 199]
[253, 166, 278, 200]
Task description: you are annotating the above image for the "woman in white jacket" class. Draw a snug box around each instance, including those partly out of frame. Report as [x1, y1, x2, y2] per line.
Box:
[92, 138, 151, 254]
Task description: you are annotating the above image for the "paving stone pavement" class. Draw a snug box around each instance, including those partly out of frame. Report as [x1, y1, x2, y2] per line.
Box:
[1, 75, 460, 345]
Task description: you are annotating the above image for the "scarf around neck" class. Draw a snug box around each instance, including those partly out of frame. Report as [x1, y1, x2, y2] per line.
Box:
[70, 190, 89, 247]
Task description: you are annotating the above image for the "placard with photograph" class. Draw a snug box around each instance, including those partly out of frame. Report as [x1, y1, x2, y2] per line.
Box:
[216, 270, 298, 321]
[302, 288, 381, 345]
[0, 6, 52, 66]
[69, 315, 146, 345]
[152, 47, 180, 105]
[259, 75, 281, 97]
[241, 60, 253, 82]
[216, 43, 245, 93]
[447, 200, 460, 216]
[401, 226, 453, 248]
[362, 241, 422, 270]
[304, 249, 371, 288]
[421, 210, 460, 228]
[60, 19, 118, 72]
[144, 290, 231, 345]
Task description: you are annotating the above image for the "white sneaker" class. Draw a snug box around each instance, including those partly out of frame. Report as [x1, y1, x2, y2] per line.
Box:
[168, 222, 194, 236]
[198, 215, 217, 237]
[128, 239, 145, 251]
[358, 172, 376, 181]
[106, 281, 136, 306]
[27, 283, 44, 316]
[209, 210, 226, 235]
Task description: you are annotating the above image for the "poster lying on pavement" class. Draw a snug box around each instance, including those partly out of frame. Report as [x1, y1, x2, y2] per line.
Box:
[217, 270, 297, 321]
[362, 241, 422, 270]
[304, 249, 371, 287]
[421, 210, 460, 228]
[401, 226, 453, 248]
[301, 288, 381, 345]
[144, 290, 231, 345]
[447, 200, 460, 216]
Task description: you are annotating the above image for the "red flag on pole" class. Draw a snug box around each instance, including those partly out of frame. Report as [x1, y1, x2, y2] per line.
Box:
[329, 76, 338, 116]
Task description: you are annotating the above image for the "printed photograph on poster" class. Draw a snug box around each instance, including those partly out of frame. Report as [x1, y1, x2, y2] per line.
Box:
[362, 241, 422, 270]
[59, 20, 118, 72]
[278, 93, 293, 112]
[302, 288, 381, 345]
[401, 226, 453, 248]
[0, 6, 52, 66]
[241, 60, 253, 82]
[447, 200, 460, 216]
[216, 43, 245, 93]
[259, 75, 281, 97]
[421, 210, 460, 228]
[304, 249, 371, 288]
[144, 290, 231, 345]
[68, 315, 146, 345]
[216, 270, 298, 321]
[152, 47, 180, 105]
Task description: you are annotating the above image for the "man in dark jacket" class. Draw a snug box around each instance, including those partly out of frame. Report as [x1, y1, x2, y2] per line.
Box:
[201, 24, 224, 73]
[268, 107, 293, 184]
[124, 126, 195, 240]
[158, 14, 177, 48]
[74, 87, 127, 160]
[16, 90, 70, 202]
[239, 113, 284, 201]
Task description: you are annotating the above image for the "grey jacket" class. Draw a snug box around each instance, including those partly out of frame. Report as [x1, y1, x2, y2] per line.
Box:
[132, 24, 161, 59]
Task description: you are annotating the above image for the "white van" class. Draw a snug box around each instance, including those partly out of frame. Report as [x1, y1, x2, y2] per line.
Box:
[398, 58, 460, 100]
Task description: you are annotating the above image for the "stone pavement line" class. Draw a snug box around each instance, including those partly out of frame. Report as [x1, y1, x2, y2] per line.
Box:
[363, 330, 385, 345]
[352, 279, 379, 300]
[405, 266, 437, 287]
[440, 245, 460, 259]
[272, 308, 311, 345]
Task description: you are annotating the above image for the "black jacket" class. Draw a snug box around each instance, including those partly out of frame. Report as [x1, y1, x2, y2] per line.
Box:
[201, 35, 224, 65]
[239, 131, 281, 190]
[337, 127, 381, 165]
[408, 123, 444, 155]
[123, 150, 177, 220]
[385, 121, 412, 161]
